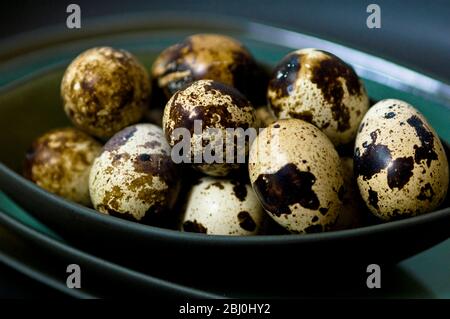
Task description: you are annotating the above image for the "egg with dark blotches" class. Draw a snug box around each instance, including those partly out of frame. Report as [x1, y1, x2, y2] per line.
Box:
[354, 99, 449, 221]
[248, 119, 344, 233]
[162, 79, 256, 177]
[151, 34, 265, 104]
[24, 127, 102, 206]
[181, 177, 266, 235]
[61, 47, 150, 139]
[267, 48, 369, 146]
[89, 124, 180, 225]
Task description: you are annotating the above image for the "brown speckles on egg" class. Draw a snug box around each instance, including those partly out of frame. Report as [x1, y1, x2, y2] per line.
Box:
[267, 49, 369, 146]
[386, 156, 414, 189]
[181, 177, 265, 235]
[24, 127, 102, 206]
[355, 99, 449, 221]
[237, 211, 257, 232]
[231, 179, 247, 201]
[406, 115, 439, 167]
[249, 119, 344, 233]
[61, 47, 150, 139]
[416, 183, 435, 202]
[151, 34, 265, 104]
[162, 80, 256, 176]
[183, 220, 208, 233]
[253, 163, 320, 217]
[89, 124, 180, 224]
[102, 125, 137, 152]
[354, 130, 392, 181]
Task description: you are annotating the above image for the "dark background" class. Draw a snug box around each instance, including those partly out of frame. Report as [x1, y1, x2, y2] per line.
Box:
[0, 0, 449, 82]
[0, 0, 449, 298]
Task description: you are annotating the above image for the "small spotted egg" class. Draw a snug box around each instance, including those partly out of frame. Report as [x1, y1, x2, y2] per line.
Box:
[332, 157, 365, 230]
[248, 119, 344, 233]
[181, 177, 266, 235]
[162, 79, 256, 177]
[89, 123, 180, 224]
[24, 127, 102, 206]
[61, 47, 150, 139]
[151, 34, 263, 103]
[354, 99, 449, 221]
[267, 48, 369, 146]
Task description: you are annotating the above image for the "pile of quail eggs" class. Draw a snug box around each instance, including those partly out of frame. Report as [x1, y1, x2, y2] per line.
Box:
[24, 34, 449, 236]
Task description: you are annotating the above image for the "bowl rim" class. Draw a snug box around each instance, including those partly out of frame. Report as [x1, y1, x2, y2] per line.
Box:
[1, 11, 450, 105]
[0, 12, 449, 245]
[1, 161, 449, 246]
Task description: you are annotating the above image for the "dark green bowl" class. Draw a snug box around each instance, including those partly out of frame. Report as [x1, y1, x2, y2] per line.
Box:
[0, 13, 449, 294]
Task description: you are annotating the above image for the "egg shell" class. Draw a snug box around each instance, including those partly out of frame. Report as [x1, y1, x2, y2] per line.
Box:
[354, 99, 449, 220]
[267, 48, 369, 146]
[89, 123, 180, 224]
[24, 127, 102, 206]
[162, 79, 256, 176]
[249, 118, 344, 233]
[151, 34, 263, 103]
[181, 177, 265, 235]
[61, 47, 150, 139]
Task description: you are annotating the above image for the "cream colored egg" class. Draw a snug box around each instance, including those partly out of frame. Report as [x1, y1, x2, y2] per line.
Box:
[151, 34, 261, 103]
[24, 127, 102, 206]
[162, 79, 256, 177]
[89, 123, 180, 224]
[181, 177, 266, 235]
[267, 49, 369, 146]
[248, 119, 344, 233]
[354, 99, 449, 220]
[61, 47, 150, 139]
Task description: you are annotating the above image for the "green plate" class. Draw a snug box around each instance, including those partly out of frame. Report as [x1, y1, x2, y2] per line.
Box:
[0, 13, 449, 297]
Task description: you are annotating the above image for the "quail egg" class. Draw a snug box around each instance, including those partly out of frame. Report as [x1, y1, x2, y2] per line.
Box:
[163, 79, 256, 176]
[181, 177, 266, 235]
[89, 123, 180, 224]
[61, 47, 150, 139]
[249, 119, 344, 233]
[24, 127, 102, 206]
[267, 48, 369, 146]
[333, 157, 365, 230]
[354, 99, 449, 221]
[151, 34, 264, 103]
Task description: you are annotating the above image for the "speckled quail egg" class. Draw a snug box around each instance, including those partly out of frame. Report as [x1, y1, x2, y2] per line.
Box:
[255, 105, 276, 128]
[163, 79, 256, 177]
[24, 127, 102, 206]
[248, 119, 344, 233]
[267, 48, 369, 146]
[354, 99, 449, 221]
[332, 157, 365, 230]
[61, 47, 150, 139]
[151, 33, 264, 103]
[181, 177, 266, 235]
[89, 123, 180, 224]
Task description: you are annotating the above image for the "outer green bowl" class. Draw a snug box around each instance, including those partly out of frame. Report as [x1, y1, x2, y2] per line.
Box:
[0, 13, 449, 294]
